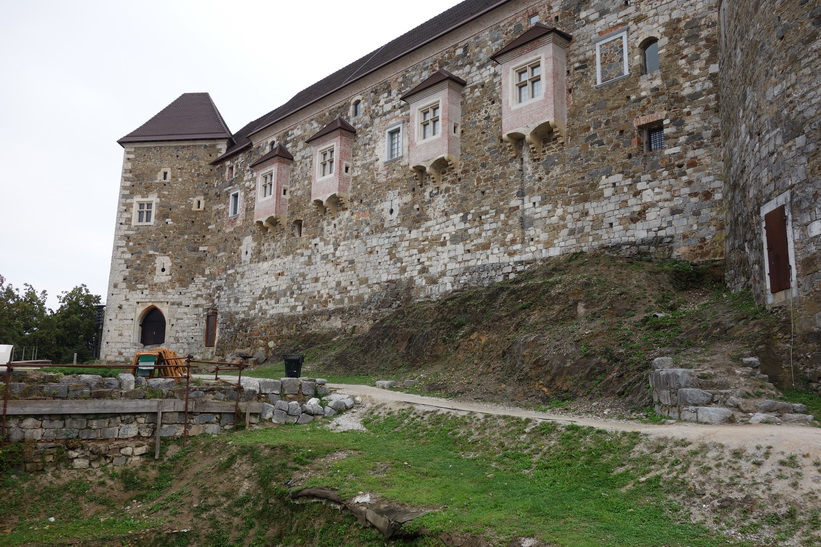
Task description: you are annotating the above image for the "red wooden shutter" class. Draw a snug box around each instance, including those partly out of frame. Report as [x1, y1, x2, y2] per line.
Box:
[764, 205, 791, 293]
[205, 310, 218, 347]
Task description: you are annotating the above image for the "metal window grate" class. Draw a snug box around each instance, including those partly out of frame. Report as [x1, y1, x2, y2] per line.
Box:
[648, 127, 664, 151]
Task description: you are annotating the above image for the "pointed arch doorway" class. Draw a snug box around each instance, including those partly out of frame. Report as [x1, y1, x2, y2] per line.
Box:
[140, 307, 166, 346]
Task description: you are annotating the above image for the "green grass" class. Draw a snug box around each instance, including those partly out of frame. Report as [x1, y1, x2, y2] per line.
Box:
[232, 411, 723, 545]
[780, 388, 821, 423]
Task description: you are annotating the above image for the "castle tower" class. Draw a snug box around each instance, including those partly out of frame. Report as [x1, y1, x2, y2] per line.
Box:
[100, 93, 232, 361]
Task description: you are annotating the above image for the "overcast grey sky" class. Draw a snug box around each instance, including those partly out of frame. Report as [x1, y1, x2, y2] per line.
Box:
[0, 0, 464, 309]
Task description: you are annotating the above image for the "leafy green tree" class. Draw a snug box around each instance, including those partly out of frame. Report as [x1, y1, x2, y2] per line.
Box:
[0, 276, 49, 354]
[0, 277, 102, 364]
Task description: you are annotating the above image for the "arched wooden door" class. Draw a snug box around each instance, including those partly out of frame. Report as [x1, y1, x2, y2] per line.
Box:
[140, 307, 166, 346]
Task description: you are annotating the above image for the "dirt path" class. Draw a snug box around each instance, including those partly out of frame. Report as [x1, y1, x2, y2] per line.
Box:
[328, 384, 821, 455]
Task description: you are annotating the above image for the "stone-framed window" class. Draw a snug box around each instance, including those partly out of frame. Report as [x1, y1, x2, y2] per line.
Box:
[228, 190, 240, 217]
[259, 171, 274, 199]
[419, 102, 440, 140]
[635, 114, 666, 153]
[641, 37, 660, 74]
[515, 59, 542, 104]
[192, 196, 205, 211]
[386, 125, 402, 160]
[292, 219, 303, 237]
[351, 99, 362, 118]
[528, 13, 540, 25]
[133, 200, 155, 225]
[225, 164, 235, 180]
[596, 29, 629, 85]
[318, 145, 335, 178]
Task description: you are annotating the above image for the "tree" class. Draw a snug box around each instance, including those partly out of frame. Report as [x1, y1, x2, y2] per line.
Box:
[0, 276, 49, 354]
[0, 277, 102, 364]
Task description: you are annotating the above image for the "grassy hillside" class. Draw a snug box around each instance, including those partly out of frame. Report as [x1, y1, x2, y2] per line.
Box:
[286, 253, 790, 412]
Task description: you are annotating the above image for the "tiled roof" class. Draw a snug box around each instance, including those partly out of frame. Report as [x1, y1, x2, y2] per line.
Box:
[490, 23, 573, 62]
[119, 93, 232, 145]
[214, 0, 510, 162]
[305, 118, 357, 144]
[400, 68, 467, 102]
[249, 144, 294, 168]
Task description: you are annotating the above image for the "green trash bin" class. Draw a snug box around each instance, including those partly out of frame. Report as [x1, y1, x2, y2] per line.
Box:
[137, 354, 157, 378]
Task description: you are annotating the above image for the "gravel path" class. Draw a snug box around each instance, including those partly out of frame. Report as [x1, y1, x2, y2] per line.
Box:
[328, 384, 821, 454]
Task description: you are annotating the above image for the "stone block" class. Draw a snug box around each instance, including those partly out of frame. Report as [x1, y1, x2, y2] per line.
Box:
[749, 413, 779, 424]
[87, 418, 109, 429]
[741, 357, 760, 368]
[303, 402, 322, 416]
[9, 429, 23, 442]
[240, 378, 260, 392]
[55, 429, 79, 439]
[79, 429, 99, 440]
[111, 456, 127, 466]
[287, 401, 301, 416]
[221, 413, 236, 424]
[101, 427, 119, 439]
[133, 444, 150, 456]
[679, 407, 699, 422]
[66, 418, 87, 429]
[297, 413, 313, 424]
[274, 400, 289, 412]
[67, 388, 90, 398]
[324, 406, 337, 418]
[103, 378, 120, 389]
[302, 381, 316, 397]
[77, 374, 102, 388]
[656, 389, 675, 406]
[697, 407, 734, 424]
[194, 414, 217, 424]
[650, 369, 697, 391]
[118, 424, 139, 438]
[677, 388, 713, 406]
[138, 425, 153, 437]
[124, 389, 145, 399]
[43, 384, 69, 398]
[791, 403, 807, 413]
[260, 403, 274, 420]
[330, 400, 348, 412]
[755, 400, 793, 414]
[188, 390, 205, 399]
[272, 409, 288, 424]
[315, 378, 327, 385]
[651, 357, 674, 369]
[267, 394, 281, 404]
[73, 458, 90, 469]
[118, 373, 135, 391]
[147, 378, 176, 390]
[316, 384, 329, 396]
[22, 417, 41, 429]
[782, 413, 814, 424]
[281, 378, 300, 395]
[162, 412, 180, 424]
[204, 424, 221, 435]
[241, 388, 258, 401]
[24, 429, 44, 441]
[257, 379, 281, 394]
[121, 447, 134, 456]
[159, 425, 181, 437]
[376, 380, 397, 389]
[285, 414, 298, 424]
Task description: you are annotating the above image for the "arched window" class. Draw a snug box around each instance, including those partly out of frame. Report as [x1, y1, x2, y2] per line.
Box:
[352, 99, 362, 117]
[641, 38, 660, 74]
[140, 307, 166, 346]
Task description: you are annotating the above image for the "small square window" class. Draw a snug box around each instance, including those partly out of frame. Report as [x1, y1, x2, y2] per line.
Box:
[386, 126, 402, 160]
[319, 146, 335, 177]
[229, 191, 240, 217]
[646, 126, 664, 151]
[528, 14, 540, 25]
[419, 103, 440, 140]
[135, 201, 154, 224]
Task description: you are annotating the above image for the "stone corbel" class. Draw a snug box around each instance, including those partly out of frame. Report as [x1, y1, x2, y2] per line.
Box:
[413, 155, 459, 185]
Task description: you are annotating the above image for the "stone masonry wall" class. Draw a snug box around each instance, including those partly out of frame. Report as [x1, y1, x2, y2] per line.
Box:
[721, 0, 821, 382]
[103, 0, 726, 360]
